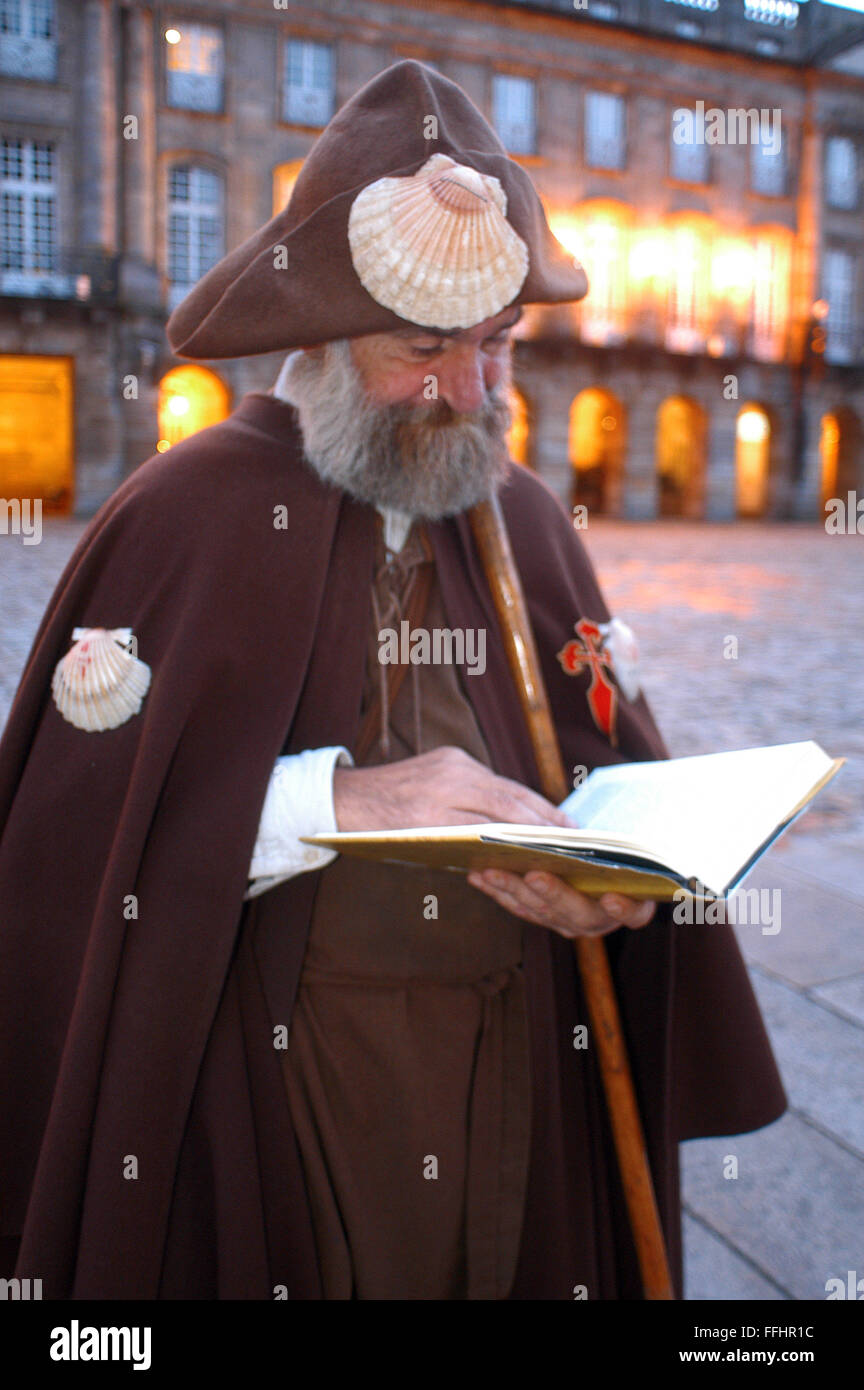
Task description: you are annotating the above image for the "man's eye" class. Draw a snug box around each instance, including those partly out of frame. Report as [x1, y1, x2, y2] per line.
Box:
[410, 343, 444, 357]
[484, 334, 509, 350]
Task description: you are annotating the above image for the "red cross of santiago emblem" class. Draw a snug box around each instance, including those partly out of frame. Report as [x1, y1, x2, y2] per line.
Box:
[556, 617, 619, 747]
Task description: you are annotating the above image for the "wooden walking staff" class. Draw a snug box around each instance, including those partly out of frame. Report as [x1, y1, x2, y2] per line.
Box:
[469, 492, 675, 1302]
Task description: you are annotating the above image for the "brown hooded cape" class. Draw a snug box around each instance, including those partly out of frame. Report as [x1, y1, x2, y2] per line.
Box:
[0, 392, 786, 1299]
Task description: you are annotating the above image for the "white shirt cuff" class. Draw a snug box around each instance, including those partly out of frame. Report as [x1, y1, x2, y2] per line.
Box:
[244, 745, 354, 899]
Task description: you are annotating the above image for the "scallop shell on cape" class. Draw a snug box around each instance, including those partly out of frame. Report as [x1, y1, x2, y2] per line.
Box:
[51, 627, 151, 732]
[348, 153, 529, 329]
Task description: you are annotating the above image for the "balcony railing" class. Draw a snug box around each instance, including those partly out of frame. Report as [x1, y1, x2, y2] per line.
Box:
[1, 248, 120, 304]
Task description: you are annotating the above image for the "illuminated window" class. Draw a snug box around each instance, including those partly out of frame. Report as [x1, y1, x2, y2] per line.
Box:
[825, 136, 858, 211]
[666, 216, 712, 353]
[0, 0, 56, 79]
[492, 74, 536, 156]
[283, 39, 334, 127]
[165, 23, 224, 112]
[822, 248, 857, 364]
[735, 405, 770, 517]
[669, 109, 709, 184]
[166, 165, 224, 311]
[559, 200, 630, 346]
[585, 92, 625, 172]
[750, 228, 792, 362]
[506, 384, 531, 467]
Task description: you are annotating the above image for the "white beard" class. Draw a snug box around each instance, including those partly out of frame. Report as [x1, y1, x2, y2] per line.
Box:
[272, 339, 513, 520]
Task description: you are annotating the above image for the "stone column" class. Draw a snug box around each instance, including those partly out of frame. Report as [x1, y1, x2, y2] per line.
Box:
[705, 405, 739, 521]
[794, 398, 826, 521]
[621, 388, 659, 520]
[123, 4, 156, 265]
[77, 0, 118, 251]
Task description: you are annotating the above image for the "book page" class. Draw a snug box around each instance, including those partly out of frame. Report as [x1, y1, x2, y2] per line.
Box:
[560, 741, 840, 894]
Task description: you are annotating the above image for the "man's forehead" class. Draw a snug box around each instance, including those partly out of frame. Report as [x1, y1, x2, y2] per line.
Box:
[392, 306, 523, 339]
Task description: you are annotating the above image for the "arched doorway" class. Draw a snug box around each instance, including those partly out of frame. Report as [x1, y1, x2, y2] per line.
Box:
[157, 366, 230, 451]
[820, 406, 862, 507]
[735, 404, 771, 518]
[655, 396, 707, 517]
[569, 388, 625, 516]
[507, 384, 532, 467]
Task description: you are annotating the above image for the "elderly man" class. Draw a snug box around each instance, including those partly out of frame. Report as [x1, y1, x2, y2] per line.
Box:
[0, 61, 785, 1301]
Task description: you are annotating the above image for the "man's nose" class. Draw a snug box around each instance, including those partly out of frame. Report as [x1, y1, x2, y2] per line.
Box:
[436, 347, 488, 414]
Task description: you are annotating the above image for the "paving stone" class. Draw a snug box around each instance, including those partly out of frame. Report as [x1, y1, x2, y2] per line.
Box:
[732, 861, 864, 988]
[682, 1113, 864, 1301]
[810, 974, 864, 1029]
[683, 1211, 789, 1301]
[747, 970, 864, 1154]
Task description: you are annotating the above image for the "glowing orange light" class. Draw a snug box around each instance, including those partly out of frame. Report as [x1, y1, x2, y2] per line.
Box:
[737, 407, 770, 444]
[712, 242, 755, 300]
[547, 215, 584, 262]
[167, 394, 190, 417]
[628, 232, 667, 284]
[156, 439, 171, 452]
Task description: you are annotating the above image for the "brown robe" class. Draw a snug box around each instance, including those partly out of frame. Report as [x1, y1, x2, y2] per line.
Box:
[283, 518, 531, 1298]
[0, 393, 787, 1299]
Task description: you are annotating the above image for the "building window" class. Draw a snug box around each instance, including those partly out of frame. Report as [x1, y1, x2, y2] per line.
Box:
[166, 164, 224, 310]
[165, 23, 224, 113]
[585, 91, 625, 171]
[282, 39, 334, 127]
[574, 202, 630, 345]
[492, 74, 536, 156]
[750, 230, 792, 362]
[669, 108, 709, 183]
[665, 216, 711, 353]
[1, 136, 61, 291]
[750, 134, 786, 196]
[822, 248, 857, 364]
[825, 136, 858, 211]
[0, 0, 57, 80]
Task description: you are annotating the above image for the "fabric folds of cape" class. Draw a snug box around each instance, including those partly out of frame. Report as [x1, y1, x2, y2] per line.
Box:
[0, 392, 787, 1298]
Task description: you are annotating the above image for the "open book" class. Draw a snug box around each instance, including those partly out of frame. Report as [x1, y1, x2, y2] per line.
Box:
[302, 741, 844, 902]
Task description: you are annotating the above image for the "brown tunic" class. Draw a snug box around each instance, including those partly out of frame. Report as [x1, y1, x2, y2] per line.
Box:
[281, 518, 532, 1300]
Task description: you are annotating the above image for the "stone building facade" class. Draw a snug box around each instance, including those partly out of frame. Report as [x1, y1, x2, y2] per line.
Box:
[2, 0, 864, 519]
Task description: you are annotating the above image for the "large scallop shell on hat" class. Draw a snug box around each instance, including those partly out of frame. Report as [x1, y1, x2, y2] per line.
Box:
[51, 627, 151, 732]
[348, 152, 529, 329]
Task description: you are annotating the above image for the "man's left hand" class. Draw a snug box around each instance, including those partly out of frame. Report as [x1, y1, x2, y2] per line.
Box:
[467, 869, 656, 939]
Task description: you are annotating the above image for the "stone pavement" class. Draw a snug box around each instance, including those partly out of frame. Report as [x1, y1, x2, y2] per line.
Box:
[588, 518, 864, 1302]
[1, 515, 862, 1302]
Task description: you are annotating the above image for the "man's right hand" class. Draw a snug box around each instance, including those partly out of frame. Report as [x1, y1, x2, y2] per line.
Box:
[332, 745, 573, 833]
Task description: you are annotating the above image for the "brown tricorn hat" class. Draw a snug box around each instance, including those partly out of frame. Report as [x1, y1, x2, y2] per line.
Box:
[165, 59, 588, 360]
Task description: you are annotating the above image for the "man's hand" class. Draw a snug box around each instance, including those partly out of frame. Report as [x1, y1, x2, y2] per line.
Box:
[333, 746, 656, 940]
[333, 745, 573, 832]
[466, 869, 656, 940]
